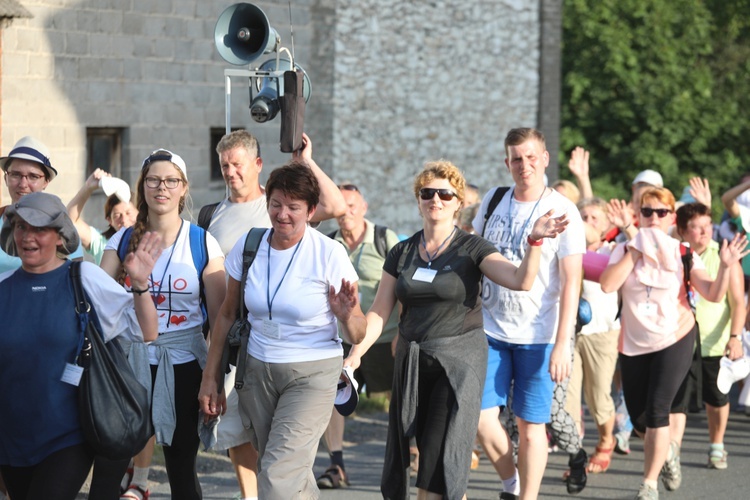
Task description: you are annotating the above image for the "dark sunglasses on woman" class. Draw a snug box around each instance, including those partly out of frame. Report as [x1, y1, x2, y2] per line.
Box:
[419, 188, 457, 201]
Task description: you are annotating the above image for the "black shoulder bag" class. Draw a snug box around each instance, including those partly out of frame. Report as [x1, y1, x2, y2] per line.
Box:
[71, 261, 153, 460]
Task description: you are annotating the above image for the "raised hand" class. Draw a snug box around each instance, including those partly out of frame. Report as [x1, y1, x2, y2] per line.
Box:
[123, 231, 162, 285]
[529, 209, 569, 241]
[329, 278, 359, 321]
[291, 132, 312, 163]
[688, 177, 711, 208]
[568, 146, 590, 179]
[719, 233, 750, 266]
[606, 199, 634, 229]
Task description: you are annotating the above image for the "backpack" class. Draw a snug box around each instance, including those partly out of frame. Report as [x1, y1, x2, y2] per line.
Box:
[197, 203, 220, 231]
[327, 224, 389, 258]
[117, 224, 210, 324]
[482, 186, 511, 237]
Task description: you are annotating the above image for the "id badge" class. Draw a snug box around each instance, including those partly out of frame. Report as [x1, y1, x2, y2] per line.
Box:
[637, 302, 657, 317]
[262, 319, 281, 340]
[413, 267, 437, 283]
[61, 362, 84, 386]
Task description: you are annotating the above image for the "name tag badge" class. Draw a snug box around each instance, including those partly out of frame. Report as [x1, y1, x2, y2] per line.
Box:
[61, 363, 84, 386]
[413, 267, 437, 283]
[637, 302, 657, 317]
[262, 319, 281, 339]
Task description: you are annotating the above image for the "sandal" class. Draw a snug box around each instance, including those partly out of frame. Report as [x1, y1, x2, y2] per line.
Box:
[587, 446, 613, 474]
[316, 465, 349, 489]
[120, 484, 149, 500]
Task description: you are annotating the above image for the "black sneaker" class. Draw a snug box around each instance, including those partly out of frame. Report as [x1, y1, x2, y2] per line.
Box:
[565, 448, 588, 494]
[499, 492, 519, 500]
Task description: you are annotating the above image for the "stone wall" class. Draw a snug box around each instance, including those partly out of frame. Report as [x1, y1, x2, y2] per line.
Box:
[1, 0, 557, 235]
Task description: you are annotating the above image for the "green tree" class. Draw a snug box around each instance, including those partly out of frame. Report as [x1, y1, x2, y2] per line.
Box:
[561, 0, 750, 214]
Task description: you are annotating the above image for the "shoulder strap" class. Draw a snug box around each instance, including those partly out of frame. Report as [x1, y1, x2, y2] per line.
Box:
[374, 225, 388, 258]
[198, 203, 219, 231]
[189, 224, 210, 323]
[482, 186, 510, 237]
[70, 261, 88, 311]
[116, 227, 135, 263]
[238, 228, 266, 319]
[326, 230, 338, 239]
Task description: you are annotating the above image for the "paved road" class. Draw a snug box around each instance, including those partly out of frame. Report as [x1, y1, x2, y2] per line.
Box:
[80, 395, 750, 499]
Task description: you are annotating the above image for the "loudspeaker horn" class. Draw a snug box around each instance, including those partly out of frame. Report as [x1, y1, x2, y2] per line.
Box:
[214, 3, 280, 66]
[249, 58, 312, 123]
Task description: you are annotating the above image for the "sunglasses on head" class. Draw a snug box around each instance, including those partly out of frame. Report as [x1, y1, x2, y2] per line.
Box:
[640, 207, 672, 218]
[338, 184, 359, 192]
[419, 188, 457, 201]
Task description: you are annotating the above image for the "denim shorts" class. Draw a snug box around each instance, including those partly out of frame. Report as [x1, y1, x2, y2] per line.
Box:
[481, 337, 554, 424]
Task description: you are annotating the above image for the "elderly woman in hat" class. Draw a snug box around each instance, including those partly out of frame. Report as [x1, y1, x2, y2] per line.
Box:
[0, 192, 161, 500]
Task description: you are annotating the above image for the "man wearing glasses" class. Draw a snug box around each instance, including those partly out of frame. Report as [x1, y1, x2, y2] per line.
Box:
[472, 128, 585, 499]
[197, 130, 345, 500]
[317, 183, 401, 489]
[0, 136, 82, 274]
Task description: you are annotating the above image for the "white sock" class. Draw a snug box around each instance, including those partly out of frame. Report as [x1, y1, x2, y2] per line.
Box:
[501, 469, 520, 495]
[242, 497, 259, 500]
[131, 466, 150, 490]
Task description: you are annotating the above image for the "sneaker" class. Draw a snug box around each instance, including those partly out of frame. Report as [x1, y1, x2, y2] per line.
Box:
[499, 493, 519, 500]
[565, 448, 588, 494]
[614, 433, 631, 455]
[708, 448, 728, 470]
[634, 482, 659, 500]
[660, 441, 682, 491]
[120, 484, 149, 500]
[316, 465, 349, 489]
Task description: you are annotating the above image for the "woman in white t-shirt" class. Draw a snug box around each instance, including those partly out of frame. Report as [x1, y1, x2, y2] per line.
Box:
[600, 187, 747, 499]
[97, 150, 226, 500]
[199, 161, 366, 499]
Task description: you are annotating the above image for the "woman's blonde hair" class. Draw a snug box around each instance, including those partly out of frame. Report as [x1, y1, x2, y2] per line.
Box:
[412, 160, 465, 203]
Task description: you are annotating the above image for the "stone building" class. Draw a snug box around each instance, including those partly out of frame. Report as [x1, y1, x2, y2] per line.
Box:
[1, 0, 561, 234]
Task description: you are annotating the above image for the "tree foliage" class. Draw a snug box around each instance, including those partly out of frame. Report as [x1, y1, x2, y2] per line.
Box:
[561, 0, 750, 213]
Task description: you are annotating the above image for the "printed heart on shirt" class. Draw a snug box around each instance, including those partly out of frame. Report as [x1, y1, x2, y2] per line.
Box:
[155, 294, 166, 305]
[170, 315, 187, 325]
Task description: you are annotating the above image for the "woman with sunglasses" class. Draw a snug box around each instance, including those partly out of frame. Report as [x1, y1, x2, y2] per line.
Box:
[97, 150, 226, 500]
[345, 161, 569, 500]
[600, 186, 748, 500]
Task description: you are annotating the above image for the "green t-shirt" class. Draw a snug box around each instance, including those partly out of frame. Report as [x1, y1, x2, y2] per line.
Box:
[332, 220, 401, 343]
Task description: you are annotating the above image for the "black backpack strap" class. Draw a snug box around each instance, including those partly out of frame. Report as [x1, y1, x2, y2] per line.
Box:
[234, 228, 266, 389]
[374, 225, 388, 258]
[69, 261, 93, 367]
[482, 186, 510, 237]
[198, 203, 220, 231]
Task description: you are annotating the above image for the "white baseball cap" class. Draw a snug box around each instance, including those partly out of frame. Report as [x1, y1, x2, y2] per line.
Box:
[632, 169, 663, 187]
[334, 366, 359, 416]
[717, 356, 750, 395]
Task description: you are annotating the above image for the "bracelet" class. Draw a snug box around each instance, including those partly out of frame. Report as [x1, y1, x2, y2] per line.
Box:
[131, 286, 149, 296]
[527, 235, 543, 247]
[730, 334, 740, 339]
[622, 223, 632, 231]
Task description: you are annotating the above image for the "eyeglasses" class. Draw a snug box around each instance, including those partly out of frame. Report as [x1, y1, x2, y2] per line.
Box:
[419, 188, 457, 201]
[640, 207, 672, 218]
[338, 184, 359, 192]
[6, 171, 45, 184]
[144, 177, 183, 189]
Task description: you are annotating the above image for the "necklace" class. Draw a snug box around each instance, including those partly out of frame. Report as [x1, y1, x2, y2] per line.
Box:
[150, 219, 184, 306]
[510, 187, 545, 249]
[420, 226, 456, 268]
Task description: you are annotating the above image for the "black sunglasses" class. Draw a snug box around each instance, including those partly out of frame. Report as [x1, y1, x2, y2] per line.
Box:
[338, 184, 359, 192]
[419, 188, 457, 201]
[640, 207, 672, 218]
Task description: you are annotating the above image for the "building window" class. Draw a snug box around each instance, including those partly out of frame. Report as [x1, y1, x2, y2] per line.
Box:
[86, 128, 123, 178]
[210, 127, 243, 181]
